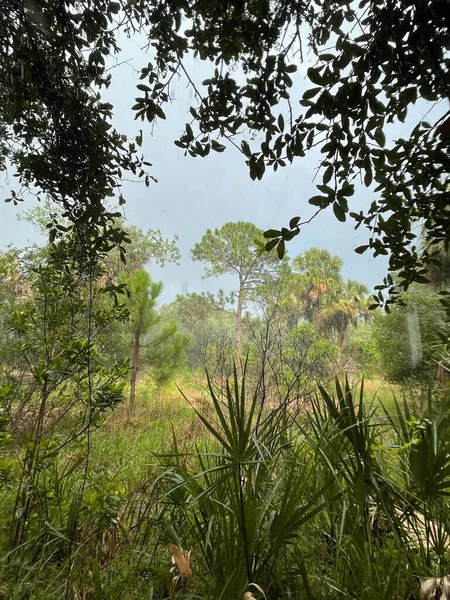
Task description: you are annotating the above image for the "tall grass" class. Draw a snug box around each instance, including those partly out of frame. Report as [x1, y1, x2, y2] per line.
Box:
[1, 374, 450, 599]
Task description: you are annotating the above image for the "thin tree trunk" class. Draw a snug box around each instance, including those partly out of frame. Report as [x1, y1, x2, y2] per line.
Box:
[128, 327, 141, 414]
[236, 278, 244, 360]
[437, 362, 450, 389]
[338, 327, 346, 349]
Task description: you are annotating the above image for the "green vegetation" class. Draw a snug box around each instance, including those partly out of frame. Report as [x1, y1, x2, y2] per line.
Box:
[1, 2, 449, 598]
[192, 222, 283, 357]
[2, 0, 448, 302]
[1, 216, 450, 599]
[119, 270, 188, 413]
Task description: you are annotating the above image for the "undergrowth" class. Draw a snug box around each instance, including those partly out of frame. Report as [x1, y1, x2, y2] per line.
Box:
[1, 374, 449, 600]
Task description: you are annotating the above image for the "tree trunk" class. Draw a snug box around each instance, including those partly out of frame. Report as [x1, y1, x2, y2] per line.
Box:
[128, 327, 141, 414]
[437, 362, 450, 390]
[236, 278, 244, 360]
[337, 327, 346, 349]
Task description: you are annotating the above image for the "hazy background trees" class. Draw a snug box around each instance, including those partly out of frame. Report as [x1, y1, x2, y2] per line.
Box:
[1, 213, 450, 600]
[192, 222, 283, 357]
[119, 270, 188, 413]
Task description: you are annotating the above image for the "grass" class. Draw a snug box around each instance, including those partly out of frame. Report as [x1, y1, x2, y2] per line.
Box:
[0, 377, 209, 600]
[1, 374, 448, 600]
[340, 377, 427, 415]
[89, 379, 205, 483]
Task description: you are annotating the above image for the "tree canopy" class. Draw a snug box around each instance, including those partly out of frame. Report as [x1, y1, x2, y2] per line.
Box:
[1, 1, 152, 263]
[120, 270, 187, 411]
[292, 248, 343, 321]
[1, 0, 449, 304]
[192, 221, 282, 355]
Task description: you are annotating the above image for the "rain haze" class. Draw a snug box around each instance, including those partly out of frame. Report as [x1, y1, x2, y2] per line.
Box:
[1, 30, 436, 305]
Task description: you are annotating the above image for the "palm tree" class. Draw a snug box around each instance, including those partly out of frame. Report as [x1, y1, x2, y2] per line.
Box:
[292, 248, 343, 322]
[318, 280, 370, 348]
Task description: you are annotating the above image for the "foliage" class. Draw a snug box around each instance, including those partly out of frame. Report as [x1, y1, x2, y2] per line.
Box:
[2, 0, 449, 303]
[3, 335, 450, 599]
[318, 279, 370, 348]
[193, 222, 284, 356]
[0, 235, 129, 579]
[303, 379, 450, 597]
[0, 233, 185, 595]
[291, 248, 370, 348]
[382, 394, 450, 572]
[119, 270, 188, 411]
[20, 202, 181, 274]
[345, 321, 382, 378]
[1, 204, 449, 600]
[0, 247, 26, 338]
[292, 248, 344, 321]
[188, 317, 236, 382]
[192, 221, 281, 281]
[159, 371, 450, 600]
[163, 364, 325, 600]
[162, 292, 237, 380]
[244, 310, 338, 404]
[133, 0, 449, 304]
[0, 384, 199, 599]
[167, 291, 230, 326]
[0, 1, 157, 263]
[372, 286, 447, 384]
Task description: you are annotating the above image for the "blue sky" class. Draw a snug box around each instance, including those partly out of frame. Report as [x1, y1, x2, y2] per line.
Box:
[0, 30, 443, 305]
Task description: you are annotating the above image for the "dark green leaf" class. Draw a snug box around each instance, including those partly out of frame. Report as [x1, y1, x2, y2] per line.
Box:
[309, 195, 328, 207]
[241, 140, 251, 158]
[333, 202, 346, 222]
[265, 238, 279, 252]
[264, 229, 281, 238]
[323, 165, 333, 184]
[303, 87, 321, 100]
[211, 139, 226, 152]
[186, 123, 194, 140]
[364, 167, 373, 187]
[319, 53, 335, 62]
[307, 68, 323, 86]
[374, 128, 386, 147]
[277, 239, 285, 259]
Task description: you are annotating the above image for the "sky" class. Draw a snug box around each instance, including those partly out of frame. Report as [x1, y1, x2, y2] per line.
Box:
[0, 28, 442, 305]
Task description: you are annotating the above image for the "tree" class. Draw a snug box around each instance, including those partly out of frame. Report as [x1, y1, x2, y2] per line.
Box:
[166, 291, 229, 327]
[425, 240, 450, 291]
[137, 0, 448, 306]
[372, 286, 448, 386]
[244, 294, 338, 406]
[0, 1, 155, 263]
[345, 321, 382, 379]
[291, 248, 343, 322]
[120, 270, 187, 413]
[0, 237, 128, 551]
[192, 222, 282, 357]
[318, 280, 370, 348]
[20, 203, 181, 276]
[163, 292, 238, 381]
[2, 0, 449, 304]
[291, 249, 369, 347]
